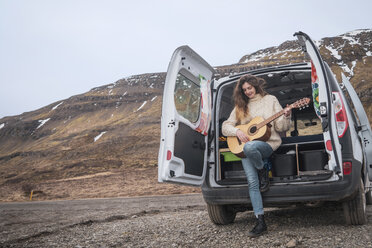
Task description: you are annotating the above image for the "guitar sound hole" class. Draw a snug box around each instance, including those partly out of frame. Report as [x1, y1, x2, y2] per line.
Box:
[249, 126, 257, 134]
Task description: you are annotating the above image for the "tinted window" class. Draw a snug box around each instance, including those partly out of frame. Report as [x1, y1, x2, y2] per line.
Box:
[174, 71, 201, 123]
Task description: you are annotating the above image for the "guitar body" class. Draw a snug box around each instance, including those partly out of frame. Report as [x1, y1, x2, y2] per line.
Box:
[227, 116, 272, 158]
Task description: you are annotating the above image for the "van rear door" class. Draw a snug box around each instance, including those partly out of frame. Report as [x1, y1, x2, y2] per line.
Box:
[158, 46, 214, 186]
[294, 31, 343, 174]
[341, 73, 372, 182]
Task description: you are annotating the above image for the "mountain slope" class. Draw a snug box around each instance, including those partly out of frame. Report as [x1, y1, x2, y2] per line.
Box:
[0, 29, 371, 201]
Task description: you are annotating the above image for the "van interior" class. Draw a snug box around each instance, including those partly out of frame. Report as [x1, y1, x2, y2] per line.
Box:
[216, 68, 334, 185]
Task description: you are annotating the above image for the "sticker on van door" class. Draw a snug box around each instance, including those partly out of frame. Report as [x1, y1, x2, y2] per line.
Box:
[195, 75, 211, 136]
[311, 62, 321, 118]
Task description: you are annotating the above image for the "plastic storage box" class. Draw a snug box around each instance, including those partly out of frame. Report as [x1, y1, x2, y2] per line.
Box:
[271, 153, 297, 177]
[299, 150, 328, 171]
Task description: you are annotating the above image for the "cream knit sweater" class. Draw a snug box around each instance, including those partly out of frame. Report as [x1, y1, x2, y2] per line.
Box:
[222, 94, 291, 151]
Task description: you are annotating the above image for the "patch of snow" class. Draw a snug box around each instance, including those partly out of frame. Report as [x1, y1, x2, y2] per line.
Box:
[63, 116, 71, 124]
[52, 101, 64, 110]
[135, 101, 147, 112]
[366, 51, 372, 56]
[151, 96, 157, 101]
[243, 48, 301, 63]
[350, 60, 357, 76]
[315, 40, 323, 48]
[150, 75, 158, 78]
[123, 91, 127, 96]
[339, 60, 358, 79]
[94, 131, 106, 142]
[0, 123, 4, 129]
[340, 64, 352, 79]
[107, 85, 114, 89]
[149, 83, 154, 88]
[341, 35, 360, 46]
[36, 118, 51, 129]
[325, 45, 341, 60]
[345, 29, 369, 36]
[108, 89, 113, 95]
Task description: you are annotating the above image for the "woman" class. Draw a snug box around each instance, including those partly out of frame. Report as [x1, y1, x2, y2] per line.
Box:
[222, 74, 291, 237]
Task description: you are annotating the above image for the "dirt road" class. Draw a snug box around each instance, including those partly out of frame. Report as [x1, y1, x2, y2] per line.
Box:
[1, 194, 372, 247]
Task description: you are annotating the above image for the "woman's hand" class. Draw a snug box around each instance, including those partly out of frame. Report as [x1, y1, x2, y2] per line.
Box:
[236, 129, 250, 143]
[284, 105, 291, 117]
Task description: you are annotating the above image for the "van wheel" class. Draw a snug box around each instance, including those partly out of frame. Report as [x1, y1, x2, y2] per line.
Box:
[207, 203, 236, 225]
[343, 179, 367, 225]
[366, 189, 372, 205]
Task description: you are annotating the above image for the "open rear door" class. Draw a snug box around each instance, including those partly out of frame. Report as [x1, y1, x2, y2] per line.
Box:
[158, 46, 214, 186]
[341, 73, 372, 182]
[294, 31, 343, 174]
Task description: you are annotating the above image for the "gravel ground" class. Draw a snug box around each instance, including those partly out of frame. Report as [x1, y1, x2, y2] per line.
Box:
[4, 201, 372, 248]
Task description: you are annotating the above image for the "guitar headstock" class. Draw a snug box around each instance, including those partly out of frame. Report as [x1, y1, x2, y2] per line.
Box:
[291, 97, 311, 110]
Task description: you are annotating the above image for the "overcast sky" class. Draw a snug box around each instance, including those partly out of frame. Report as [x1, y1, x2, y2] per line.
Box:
[0, 0, 371, 118]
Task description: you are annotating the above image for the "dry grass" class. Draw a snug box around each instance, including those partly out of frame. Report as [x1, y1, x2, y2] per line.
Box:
[0, 166, 200, 202]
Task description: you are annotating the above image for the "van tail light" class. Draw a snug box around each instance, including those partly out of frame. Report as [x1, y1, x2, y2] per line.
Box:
[326, 140, 333, 151]
[167, 150, 172, 160]
[333, 92, 348, 138]
[343, 161, 352, 175]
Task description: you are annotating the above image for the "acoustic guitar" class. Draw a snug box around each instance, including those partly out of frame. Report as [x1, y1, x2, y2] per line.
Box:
[227, 97, 310, 157]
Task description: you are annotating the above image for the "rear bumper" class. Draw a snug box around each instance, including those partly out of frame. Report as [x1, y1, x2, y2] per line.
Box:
[202, 161, 361, 205]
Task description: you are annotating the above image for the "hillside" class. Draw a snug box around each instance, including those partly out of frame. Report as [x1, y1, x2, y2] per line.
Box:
[0, 29, 371, 201]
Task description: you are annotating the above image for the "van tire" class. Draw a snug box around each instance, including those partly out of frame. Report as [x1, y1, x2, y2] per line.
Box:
[343, 179, 367, 225]
[366, 190, 372, 205]
[207, 203, 236, 225]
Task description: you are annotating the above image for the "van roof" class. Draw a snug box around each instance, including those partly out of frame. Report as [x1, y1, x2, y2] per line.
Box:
[227, 62, 311, 79]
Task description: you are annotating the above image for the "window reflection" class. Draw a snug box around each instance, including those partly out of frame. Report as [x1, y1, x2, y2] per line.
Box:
[174, 72, 201, 123]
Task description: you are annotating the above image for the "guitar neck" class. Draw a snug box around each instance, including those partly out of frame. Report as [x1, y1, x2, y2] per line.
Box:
[257, 109, 287, 129]
[251, 97, 309, 130]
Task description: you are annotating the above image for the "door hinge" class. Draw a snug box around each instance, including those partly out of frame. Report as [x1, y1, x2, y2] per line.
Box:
[320, 102, 327, 117]
[207, 161, 214, 169]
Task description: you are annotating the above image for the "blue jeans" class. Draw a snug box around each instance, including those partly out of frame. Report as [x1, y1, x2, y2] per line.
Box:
[241, 141, 273, 216]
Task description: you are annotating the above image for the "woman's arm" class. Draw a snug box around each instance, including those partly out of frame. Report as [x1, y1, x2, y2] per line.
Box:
[221, 108, 240, 137]
[272, 96, 291, 132]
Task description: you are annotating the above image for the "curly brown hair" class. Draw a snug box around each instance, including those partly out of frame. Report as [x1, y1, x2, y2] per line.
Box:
[233, 74, 267, 123]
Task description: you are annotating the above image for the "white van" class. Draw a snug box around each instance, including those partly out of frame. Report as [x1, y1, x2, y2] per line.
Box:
[158, 31, 372, 225]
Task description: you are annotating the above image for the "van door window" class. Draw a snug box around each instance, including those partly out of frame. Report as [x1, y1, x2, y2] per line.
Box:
[174, 70, 201, 123]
